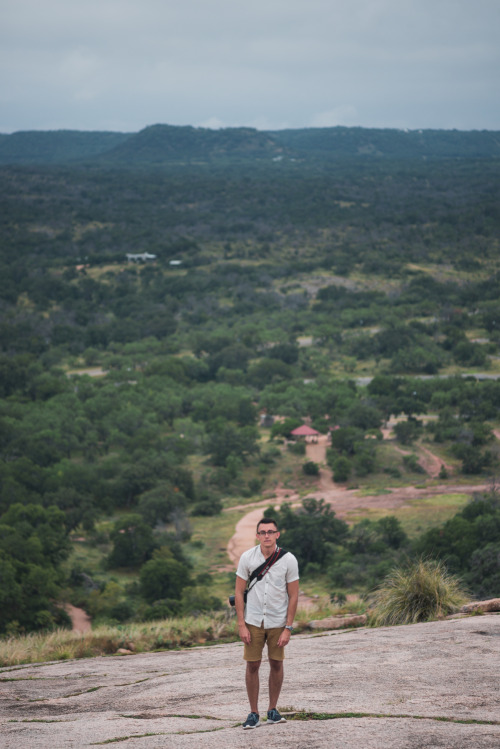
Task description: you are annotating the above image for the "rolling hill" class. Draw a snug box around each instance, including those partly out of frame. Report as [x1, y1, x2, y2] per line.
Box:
[0, 124, 499, 165]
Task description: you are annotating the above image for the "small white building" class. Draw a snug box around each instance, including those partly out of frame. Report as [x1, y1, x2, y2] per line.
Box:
[126, 252, 157, 262]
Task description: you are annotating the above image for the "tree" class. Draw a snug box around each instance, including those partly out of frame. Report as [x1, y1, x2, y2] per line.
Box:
[207, 343, 254, 376]
[377, 516, 408, 549]
[352, 445, 376, 477]
[393, 418, 422, 445]
[466, 542, 500, 599]
[413, 492, 500, 578]
[180, 585, 222, 614]
[0, 504, 71, 566]
[390, 346, 441, 375]
[108, 514, 156, 568]
[0, 504, 71, 633]
[452, 443, 492, 475]
[302, 460, 320, 476]
[0, 556, 22, 630]
[140, 548, 192, 603]
[332, 456, 351, 482]
[208, 422, 259, 467]
[270, 417, 303, 440]
[137, 482, 187, 526]
[345, 402, 383, 431]
[247, 358, 293, 388]
[329, 426, 363, 456]
[265, 498, 348, 568]
[266, 342, 299, 365]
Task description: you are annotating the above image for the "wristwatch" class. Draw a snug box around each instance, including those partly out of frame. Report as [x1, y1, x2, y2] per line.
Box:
[285, 625, 293, 632]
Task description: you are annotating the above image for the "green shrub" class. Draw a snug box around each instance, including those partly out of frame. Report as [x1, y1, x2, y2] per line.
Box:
[466, 542, 500, 599]
[191, 497, 223, 516]
[247, 477, 263, 494]
[302, 460, 320, 476]
[333, 456, 351, 482]
[287, 441, 306, 456]
[139, 550, 192, 604]
[402, 454, 426, 474]
[438, 464, 449, 479]
[108, 514, 155, 569]
[394, 419, 422, 445]
[265, 498, 349, 568]
[413, 492, 500, 585]
[369, 558, 468, 626]
[180, 586, 223, 615]
[384, 466, 402, 478]
[260, 446, 281, 463]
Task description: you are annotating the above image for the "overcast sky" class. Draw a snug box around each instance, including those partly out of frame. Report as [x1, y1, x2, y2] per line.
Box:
[1, 0, 499, 133]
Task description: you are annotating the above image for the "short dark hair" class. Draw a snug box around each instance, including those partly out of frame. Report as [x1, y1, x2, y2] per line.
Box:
[257, 517, 278, 532]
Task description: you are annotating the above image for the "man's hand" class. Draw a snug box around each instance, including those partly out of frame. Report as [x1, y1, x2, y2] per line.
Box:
[238, 622, 252, 645]
[277, 579, 299, 647]
[234, 576, 251, 643]
[277, 627, 292, 647]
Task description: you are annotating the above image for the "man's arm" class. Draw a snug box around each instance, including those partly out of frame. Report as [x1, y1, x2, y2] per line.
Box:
[277, 579, 299, 647]
[234, 575, 251, 645]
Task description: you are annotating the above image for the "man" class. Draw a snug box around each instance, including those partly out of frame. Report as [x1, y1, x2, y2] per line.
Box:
[234, 516, 299, 729]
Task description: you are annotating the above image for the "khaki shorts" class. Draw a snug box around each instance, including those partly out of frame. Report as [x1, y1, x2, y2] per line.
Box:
[244, 623, 285, 662]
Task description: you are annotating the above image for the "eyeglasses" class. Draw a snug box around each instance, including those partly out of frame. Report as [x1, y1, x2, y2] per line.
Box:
[257, 530, 278, 536]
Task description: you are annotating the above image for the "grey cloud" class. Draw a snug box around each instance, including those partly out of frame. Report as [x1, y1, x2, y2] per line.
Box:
[1, 0, 499, 132]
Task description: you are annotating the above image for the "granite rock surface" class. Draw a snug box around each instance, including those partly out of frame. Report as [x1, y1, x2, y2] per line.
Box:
[1, 614, 499, 748]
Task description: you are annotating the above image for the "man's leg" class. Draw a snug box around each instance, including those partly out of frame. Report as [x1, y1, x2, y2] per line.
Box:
[268, 658, 284, 710]
[245, 660, 261, 713]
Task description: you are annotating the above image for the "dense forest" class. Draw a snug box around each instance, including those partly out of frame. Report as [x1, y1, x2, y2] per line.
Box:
[1, 124, 500, 634]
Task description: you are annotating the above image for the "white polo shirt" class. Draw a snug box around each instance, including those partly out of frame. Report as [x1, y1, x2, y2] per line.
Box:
[236, 545, 299, 629]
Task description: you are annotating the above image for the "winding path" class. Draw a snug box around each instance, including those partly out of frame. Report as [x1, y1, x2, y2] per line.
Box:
[226, 430, 487, 569]
[65, 604, 92, 633]
[226, 480, 489, 567]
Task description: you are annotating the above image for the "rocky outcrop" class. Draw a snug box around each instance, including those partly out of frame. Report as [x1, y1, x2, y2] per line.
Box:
[2, 614, 499, 748]
[306, 614, 367, 630]
[461, 598, 500, 613]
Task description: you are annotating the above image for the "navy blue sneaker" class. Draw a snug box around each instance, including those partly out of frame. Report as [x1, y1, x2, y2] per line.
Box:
[242, 712, 261, 729]
[267, 708, 287, 724]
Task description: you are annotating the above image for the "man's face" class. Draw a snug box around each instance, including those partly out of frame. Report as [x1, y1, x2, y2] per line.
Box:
[256, 523, 280, 548]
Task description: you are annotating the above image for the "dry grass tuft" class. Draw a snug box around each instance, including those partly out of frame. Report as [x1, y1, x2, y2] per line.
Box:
[369, 558, 468, 627]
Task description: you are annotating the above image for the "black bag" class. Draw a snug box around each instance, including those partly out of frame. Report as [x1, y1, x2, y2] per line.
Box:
[228, 590, 247, 607]
[229, 547, 288, 606]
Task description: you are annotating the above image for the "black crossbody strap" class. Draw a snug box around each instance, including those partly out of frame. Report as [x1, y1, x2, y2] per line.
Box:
[247, 547, 288, 593]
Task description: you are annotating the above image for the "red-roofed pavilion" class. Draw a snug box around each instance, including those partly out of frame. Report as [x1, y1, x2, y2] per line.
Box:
[291, 425, 320, 436]
[290, 424, 321, 442]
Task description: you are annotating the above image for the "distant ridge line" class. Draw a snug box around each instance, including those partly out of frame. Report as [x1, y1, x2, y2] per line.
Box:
[1, 124, 499, 165]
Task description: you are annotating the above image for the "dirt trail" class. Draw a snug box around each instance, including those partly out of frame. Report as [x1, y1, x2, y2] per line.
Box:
[224, 424, 492, 613]
[226, 481, 304, 566]
[305, 429, 454, 484]
[65, 604, 92, 633]
[226, 427, 484, 572]
[226, 481, 489, 564]
[417, 445, 454, 477]
[391, 444, 454, 479]
[226, 508, 270, 566]
[382, 418, 454, 478]
[305, 434, 328, 464]
[225, 481, 318, 610]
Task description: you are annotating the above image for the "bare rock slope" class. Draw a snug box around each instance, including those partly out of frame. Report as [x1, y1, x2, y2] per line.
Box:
[1, 614, 499, 749]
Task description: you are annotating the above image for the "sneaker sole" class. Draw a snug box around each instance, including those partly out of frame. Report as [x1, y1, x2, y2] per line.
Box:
[267, 719, 287, 724]
[243, 722, 261, 729]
